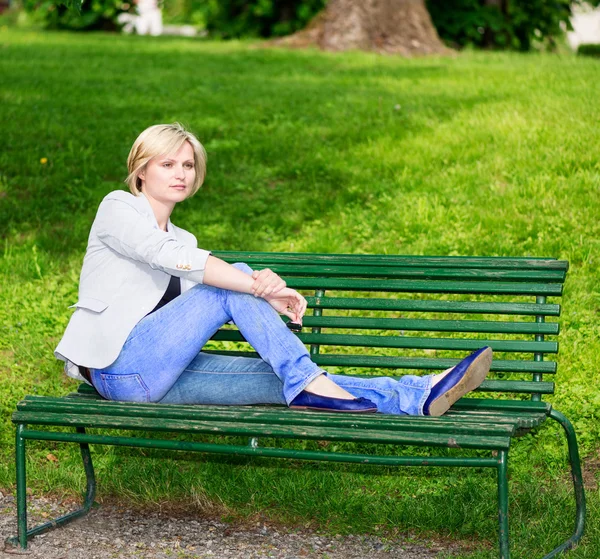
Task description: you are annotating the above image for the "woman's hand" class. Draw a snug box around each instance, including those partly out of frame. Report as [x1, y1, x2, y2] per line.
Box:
[263, 288, 307, 324]
[251, 268, 286, 298]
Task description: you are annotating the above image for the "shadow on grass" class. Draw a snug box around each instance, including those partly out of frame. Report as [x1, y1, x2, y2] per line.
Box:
[0, 32, 502, 258]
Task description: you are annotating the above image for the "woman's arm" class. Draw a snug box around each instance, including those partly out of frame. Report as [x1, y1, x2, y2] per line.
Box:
[203, 256, 255, 292]
[95, 194, 211, 284]
[203, 256, 286, 297]
[204, 257, 305, 322]
[94, 192, 305, 320]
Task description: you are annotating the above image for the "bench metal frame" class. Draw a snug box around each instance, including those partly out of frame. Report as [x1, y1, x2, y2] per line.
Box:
[6, 252, 586, 558]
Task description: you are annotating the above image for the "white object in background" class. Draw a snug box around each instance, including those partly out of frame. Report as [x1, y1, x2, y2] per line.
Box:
[567, 2, 600, 50]
[117, 0, 162, 36]
[162, 24, 199, 37]
[135, 0, 162, 36]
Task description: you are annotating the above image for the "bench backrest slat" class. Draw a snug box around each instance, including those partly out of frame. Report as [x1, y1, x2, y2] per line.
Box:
[477, 380, 554, 394]
[254, 264, 566, 282]
[211, 331, 558, 354]
[290, 354, 556, 374]
[210, 252, 567, 402]
[203, 349, 556, 374]
[217, 251, 569, 270]
[305, 297, 561, 316]
[285, 278, 563, 296]
[291, 316, 559, 335]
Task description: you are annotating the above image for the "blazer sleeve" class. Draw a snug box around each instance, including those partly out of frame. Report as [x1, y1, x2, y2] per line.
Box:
[94, 195, 211, 284]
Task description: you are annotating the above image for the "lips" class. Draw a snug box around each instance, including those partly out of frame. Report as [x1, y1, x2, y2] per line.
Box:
[170, 184, 186, 189]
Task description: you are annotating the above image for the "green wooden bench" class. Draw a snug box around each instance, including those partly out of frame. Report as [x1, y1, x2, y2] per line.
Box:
[7, 252, 585, 558]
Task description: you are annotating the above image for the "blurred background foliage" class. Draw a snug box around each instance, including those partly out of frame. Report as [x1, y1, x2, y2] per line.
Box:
[428, 0, 575, 50]
[7, 0, 600, 51]
[167, 0, 328, 38]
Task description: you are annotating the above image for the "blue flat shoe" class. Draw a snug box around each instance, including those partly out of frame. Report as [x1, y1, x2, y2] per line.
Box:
[423, 346, 493, 416]
[290, 392, 377, 413]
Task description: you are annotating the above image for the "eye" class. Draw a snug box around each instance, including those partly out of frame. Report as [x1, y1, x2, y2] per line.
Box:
[184, 163, 195, 169]
[163, 163, 172, 168]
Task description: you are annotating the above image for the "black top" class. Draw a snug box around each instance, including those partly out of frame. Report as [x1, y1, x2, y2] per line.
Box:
[148, 275, 181, 315]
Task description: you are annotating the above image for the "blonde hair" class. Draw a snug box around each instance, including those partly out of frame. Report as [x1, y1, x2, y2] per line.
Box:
[125, 123, 207, 197]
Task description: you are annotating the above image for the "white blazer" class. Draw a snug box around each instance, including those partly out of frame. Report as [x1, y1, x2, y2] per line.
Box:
[54, 190, 211, 377]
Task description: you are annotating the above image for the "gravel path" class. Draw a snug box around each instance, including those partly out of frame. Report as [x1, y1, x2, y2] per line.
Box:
[0, 493, 448, 559]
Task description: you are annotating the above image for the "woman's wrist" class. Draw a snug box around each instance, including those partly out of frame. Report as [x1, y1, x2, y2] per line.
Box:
[202, 256, 255, 293]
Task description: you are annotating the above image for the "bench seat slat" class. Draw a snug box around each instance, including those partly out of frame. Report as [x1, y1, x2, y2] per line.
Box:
[70, 387, 553, 413]
[62, 393, 549, 430]
[67, 388, 551, 430]
[20, 396, 520, 430]
[285, 278, 563, 296]
[212, 330, 558, 354]
[11, 412, 511, 450]
[17, 399, 516, 436]
[215, 251, 569, 271]
[305, 297, 561, 317]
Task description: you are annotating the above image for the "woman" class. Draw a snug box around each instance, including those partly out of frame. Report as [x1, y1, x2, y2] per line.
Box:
[55, 123, 492, 415]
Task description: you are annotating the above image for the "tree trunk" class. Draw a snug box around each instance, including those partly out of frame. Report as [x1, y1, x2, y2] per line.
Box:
[273, 0, 449, 56]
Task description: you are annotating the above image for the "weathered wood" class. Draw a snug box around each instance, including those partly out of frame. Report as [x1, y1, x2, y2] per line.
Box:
[239, 264, 566, 282]
[12, 411, 512, 450]
[285, 277, 563, 296]
[18, 396, 517, 430]
[305, 296, 562, 317]
[69, 386, 552, 424]
[18, 399, 516, 437]
[281, 315, 560, 334]
[214, 251, 569, 271]
[451, 399, 551, 412]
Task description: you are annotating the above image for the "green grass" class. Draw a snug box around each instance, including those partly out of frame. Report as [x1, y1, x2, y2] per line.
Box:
[1, 29, 600, 558]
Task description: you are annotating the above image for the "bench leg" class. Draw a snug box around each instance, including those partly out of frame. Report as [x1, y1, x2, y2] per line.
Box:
[15, 424, 27, 549]
[539, 410, 586, 559]
[5, 426, 97, 549]
[498, 450, 510, 559]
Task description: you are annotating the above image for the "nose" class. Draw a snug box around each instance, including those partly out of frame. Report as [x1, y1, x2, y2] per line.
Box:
[174, 164, 186, 180]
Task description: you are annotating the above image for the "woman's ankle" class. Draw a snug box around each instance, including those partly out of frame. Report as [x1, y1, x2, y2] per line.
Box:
[304, 374, 355, 400]
[431, 366, 455, 387]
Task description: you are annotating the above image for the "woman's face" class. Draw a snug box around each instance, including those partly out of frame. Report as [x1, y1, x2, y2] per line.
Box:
[139, 141, 196, 206]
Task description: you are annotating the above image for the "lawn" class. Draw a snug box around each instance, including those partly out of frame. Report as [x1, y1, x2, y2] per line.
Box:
[0, 29, 599, 558]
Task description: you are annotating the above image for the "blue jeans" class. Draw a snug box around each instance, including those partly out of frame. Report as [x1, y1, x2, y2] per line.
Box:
[90, 263, 432, 415]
